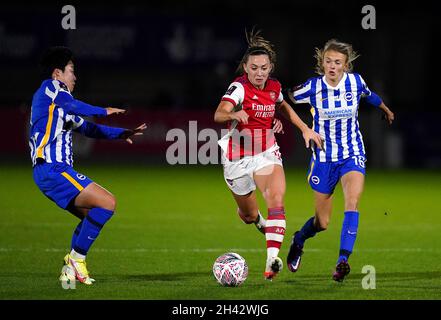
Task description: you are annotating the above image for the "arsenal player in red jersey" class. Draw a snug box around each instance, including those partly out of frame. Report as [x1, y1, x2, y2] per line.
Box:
[214, 30, 322, 280]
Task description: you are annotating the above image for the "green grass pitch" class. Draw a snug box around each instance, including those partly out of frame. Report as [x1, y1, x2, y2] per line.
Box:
[0, 164, 440, 300]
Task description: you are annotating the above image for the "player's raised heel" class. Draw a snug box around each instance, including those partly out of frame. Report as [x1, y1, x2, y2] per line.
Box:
[332, 260, 350, 282]
[66, 253, 96, 285]
[287, 232, 303, 273]
[264, 256, 283, 281]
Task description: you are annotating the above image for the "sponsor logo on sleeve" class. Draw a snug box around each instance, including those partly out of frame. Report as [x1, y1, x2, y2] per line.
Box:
[225, 85, 237, 96]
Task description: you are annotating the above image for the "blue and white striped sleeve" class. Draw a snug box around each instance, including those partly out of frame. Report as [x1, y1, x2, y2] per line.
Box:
[292, 79, 313, 104]
[73, 116, 126, 139]
[45, 80, 107, 117]
[359, 75, 382, 107]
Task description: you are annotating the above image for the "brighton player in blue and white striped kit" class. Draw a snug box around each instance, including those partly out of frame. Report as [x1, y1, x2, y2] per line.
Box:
[30, 46, 146, 285]
[286, 39, 394, 281]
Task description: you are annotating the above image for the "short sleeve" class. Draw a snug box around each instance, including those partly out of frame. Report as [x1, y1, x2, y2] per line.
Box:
[221, 82, 245, 107]
[357, 74, 382, 107]
[44, 79, 72, 101]
[359, 75, 372, 97]
[276, 91, 283, 103]
[292, 79, 314, 104]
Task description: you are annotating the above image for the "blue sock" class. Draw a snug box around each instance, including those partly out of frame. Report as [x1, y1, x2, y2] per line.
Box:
[71, 219, 84, 250]
[73, 208, 113, 256]
[294, 217, 321, 247]
[338, 211, 359, 263]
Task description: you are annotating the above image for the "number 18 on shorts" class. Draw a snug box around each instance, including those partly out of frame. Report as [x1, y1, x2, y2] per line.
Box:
[307, 155, 366, 194]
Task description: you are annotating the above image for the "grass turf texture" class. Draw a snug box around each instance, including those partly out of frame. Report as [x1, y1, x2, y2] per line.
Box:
[0, 165, 440, 300]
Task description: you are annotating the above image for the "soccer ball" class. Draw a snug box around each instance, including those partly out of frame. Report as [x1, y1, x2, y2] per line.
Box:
[213, 252, 248, 287]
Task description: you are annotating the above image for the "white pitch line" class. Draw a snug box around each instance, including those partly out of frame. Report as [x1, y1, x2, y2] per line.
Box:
[0, 247, 439, 253]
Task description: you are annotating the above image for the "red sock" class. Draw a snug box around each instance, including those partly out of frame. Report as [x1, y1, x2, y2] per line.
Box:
[265, 207, 286, 258]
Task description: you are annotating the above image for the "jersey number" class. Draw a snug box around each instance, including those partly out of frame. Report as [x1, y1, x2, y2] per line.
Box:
[352, 156, 366, 168]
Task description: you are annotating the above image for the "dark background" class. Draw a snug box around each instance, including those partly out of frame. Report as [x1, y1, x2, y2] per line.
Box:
[1, 0, 439, 168]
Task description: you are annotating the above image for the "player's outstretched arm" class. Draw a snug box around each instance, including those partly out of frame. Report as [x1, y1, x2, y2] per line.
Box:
[73, 119, 146, 142]
[106, 107, 127, 116]
[55, 91, 108, 117]
[54, 90, 128, 118]
[378, 102, 394, 125]
[119, 123, 147, 144]
[362, 85, 394, 125]
[277, 100, 323, 149]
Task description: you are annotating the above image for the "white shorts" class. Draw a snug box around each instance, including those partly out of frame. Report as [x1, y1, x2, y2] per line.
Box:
[222, 143, 283, 196]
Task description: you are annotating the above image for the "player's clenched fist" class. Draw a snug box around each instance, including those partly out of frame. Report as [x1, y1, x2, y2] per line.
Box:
[230, 110, 249, 124]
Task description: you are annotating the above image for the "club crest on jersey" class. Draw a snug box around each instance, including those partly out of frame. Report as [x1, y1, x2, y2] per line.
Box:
[344, 92, 354, 102]
[269, 91, 277, 101]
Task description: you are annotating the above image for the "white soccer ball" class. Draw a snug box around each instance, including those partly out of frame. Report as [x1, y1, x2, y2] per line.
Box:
[213, 252, 248, 287]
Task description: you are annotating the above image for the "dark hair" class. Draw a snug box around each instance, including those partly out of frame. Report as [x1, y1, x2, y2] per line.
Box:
[236, 29, 276, 74]
[40, 46, 74, 78]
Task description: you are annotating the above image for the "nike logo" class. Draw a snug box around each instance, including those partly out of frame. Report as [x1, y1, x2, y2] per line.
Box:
[87, 236, 96, 240]
[292, 259, 300, 269]
[321, 97, 342, 102]
[347, 231, 357, 235]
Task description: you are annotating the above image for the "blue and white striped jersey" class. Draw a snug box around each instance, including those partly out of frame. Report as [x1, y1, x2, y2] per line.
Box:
[29, 79, 125, 167]
[292, 72, 380, 162]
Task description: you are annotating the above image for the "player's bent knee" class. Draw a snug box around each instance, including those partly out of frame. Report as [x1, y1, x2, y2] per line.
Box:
[102, 195, 117, 212]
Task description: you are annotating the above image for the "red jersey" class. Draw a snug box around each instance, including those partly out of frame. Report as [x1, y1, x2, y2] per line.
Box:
[219, 75, 283, 160]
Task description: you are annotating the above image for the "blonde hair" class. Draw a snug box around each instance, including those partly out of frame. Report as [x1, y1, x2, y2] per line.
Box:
[314, 39, 360, 75]
[236, 28, 276, 74]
